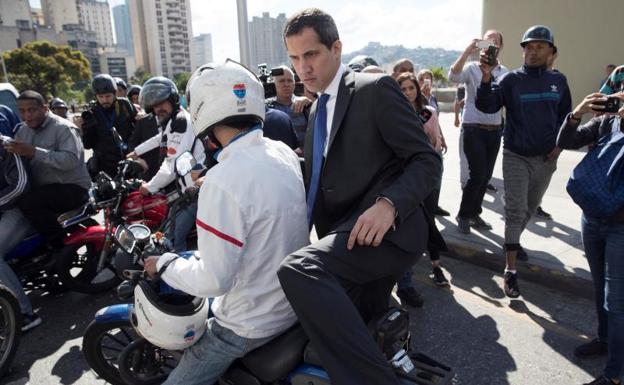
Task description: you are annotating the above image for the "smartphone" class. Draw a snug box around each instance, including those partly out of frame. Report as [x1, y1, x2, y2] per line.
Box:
[484, 45, 499, 66]
[456, 86, 466, 101]
[418, 108, 432, 124]
[592, 96, 621, 113]
[423, 78, 432, 86]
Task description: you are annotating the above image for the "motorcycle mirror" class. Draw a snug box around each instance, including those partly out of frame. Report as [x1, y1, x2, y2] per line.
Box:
[114, 225, 137, 254]
[175, 151, 196, 177]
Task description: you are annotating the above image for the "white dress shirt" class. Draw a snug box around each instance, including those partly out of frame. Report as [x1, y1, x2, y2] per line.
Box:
[320, 63, 347, 157]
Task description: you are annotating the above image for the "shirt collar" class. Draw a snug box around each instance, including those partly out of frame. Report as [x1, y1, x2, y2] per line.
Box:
[319, 63, 347, 98]
[215, 124, 263, 162]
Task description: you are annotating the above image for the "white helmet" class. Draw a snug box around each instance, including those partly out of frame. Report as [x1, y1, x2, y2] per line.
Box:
[188, 59, 265, 139]
[131, 278, 209, 350]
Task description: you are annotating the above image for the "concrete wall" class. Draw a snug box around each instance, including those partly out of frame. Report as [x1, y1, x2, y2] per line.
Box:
[482, 0, 624, 105]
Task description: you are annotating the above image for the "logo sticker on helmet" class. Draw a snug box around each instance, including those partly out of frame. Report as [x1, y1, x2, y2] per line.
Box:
[233, 83, 246, 99]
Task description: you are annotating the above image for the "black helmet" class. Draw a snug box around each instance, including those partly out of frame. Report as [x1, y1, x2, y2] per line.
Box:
[520, 25, 554, 47]
[49, 97, 67, 109]
[92, 74, 117, 95]
[114, 77, 128, 91]
[139, 76, 179, 113]
[348, 55, 380, 72]
[127, 85, 142, 99]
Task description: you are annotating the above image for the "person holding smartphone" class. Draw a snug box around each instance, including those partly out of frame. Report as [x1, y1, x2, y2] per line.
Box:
[448, 30, 509, 235]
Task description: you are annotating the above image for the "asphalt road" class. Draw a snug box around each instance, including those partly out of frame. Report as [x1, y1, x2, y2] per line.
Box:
[0, 255, 604, 385]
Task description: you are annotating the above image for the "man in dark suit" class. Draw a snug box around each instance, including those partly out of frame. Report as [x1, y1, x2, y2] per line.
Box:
[277, 8, 443, 385]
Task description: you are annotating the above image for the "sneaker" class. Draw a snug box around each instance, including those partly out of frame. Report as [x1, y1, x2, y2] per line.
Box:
[583, 376, 619, 385]
[396, 287, 424, 308]
[574, 338, 608, 358]
[22, 313, 42, 332]
[456, 216, 471, 234]
[434, 206, 450, 217]
[535, 206, 553, 220]
[470, 216, 493, 230]
[503, 271, 520, 298]
[431, 266, 450, 287]
[486, 183, 498, 192]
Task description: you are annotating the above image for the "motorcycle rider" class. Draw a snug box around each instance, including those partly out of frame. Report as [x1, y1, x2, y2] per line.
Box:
[127, 76, 205, 252]
[143, 60, 309, 384]
[81, 74, 137, 178]
[0, 132, 39, 331]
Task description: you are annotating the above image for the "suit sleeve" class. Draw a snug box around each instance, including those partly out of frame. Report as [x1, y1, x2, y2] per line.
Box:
[374, 76, 442, 222]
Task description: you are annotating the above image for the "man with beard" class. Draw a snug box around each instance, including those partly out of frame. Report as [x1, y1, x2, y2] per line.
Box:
[81, 74, 137, 177]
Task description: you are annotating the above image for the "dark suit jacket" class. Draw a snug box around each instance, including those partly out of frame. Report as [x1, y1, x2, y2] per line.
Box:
[305, 70, 444, 253]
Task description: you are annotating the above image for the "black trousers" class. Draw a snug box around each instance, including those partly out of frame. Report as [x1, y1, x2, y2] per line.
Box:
[458, 125, 501, 218]
[278, 232, 419, 385]
[18, 183, 88, 238]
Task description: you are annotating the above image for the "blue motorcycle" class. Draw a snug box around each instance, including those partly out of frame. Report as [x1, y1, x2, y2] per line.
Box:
[82, 225, 453, 385]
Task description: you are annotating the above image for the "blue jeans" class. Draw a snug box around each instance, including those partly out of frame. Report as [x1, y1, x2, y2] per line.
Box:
[166, 201, 197, 253]
[164, 318, 274, 385]
[0, 208, 35, 314]
[582, 214, 624, 381]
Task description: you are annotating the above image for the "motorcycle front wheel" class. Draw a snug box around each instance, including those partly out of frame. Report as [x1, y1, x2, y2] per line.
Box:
[0, 285, 20, 378]
[118, 337, 178, 385]
[82, 319, 137, 385]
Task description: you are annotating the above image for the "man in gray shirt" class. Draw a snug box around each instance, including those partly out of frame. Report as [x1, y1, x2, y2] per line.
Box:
[6, 91, 90, 243]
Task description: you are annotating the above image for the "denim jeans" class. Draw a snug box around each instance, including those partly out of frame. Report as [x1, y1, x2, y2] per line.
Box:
[0, 208, 35, 314]
[166, 201, 198, 253]
[164, 318, 274, 385]
[582, 214, 624, 381]
[458, 125, 501, 218]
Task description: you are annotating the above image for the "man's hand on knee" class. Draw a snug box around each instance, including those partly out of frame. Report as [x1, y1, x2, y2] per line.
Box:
[347, 199, 396, 250]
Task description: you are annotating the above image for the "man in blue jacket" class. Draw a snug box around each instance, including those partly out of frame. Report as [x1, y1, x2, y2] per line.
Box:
[476, 25, 571, 298]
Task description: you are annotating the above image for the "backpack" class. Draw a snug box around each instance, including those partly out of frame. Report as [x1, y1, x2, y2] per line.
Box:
[566, 118, 624, 217]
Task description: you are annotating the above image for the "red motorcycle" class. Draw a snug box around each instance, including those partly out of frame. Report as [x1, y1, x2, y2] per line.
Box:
[55, 160, 174, 294]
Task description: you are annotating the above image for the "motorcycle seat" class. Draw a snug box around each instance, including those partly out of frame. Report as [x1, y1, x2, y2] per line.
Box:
[240, 324, 308, 382]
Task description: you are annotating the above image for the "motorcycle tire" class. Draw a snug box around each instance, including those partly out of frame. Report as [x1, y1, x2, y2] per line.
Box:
[0, 285, 21, 378]
[118, 337, 178, 385]
[82, 319, 138, 385]
[55, 242, 121, 294]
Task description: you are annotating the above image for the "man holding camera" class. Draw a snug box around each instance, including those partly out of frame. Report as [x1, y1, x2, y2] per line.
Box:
[476, 25, 571, 298]
[449, 30, 508, 234]
[266, 66, 311, 147]
[81, 74, 137, 178]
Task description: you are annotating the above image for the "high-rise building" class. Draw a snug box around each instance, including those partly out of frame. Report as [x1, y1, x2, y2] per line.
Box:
[41, 0, 80, 33]
[112, 2, 134, 55]
[128, 0, 194, 79]
[192, 33, 213, 69]
[0, 0, 33, 29]
[248, 12, 288, 69]
[78, 0, 114, 48]
[99, 48, 135, 81]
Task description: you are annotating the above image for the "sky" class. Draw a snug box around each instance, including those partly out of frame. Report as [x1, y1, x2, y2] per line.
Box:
[31, 0, 482, 61]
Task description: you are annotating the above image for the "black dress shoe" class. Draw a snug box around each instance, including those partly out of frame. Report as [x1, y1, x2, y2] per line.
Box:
[574, 338, 608, 358]
[396, 287, 424, 308]
[434, 206, 450, 216]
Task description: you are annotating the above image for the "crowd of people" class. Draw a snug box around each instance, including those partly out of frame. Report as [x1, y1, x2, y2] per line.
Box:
[0, 6, 623, 385]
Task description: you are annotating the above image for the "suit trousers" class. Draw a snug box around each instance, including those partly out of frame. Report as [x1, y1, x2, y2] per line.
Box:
[278, 232, 420, 385]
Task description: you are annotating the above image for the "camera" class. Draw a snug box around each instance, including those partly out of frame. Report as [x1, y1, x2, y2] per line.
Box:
[258, 63, 305, 99]
[592, 96, 621, 113]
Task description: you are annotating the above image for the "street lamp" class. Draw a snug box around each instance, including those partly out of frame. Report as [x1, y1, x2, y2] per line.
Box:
[236, 0, 251, 68]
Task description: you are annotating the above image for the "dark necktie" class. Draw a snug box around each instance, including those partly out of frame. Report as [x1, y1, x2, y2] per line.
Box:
[306, 93, 330, 226]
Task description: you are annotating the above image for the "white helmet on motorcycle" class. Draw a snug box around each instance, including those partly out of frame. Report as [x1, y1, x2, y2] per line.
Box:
[188, 59, 265, 141]
[131, 267, 209, 350]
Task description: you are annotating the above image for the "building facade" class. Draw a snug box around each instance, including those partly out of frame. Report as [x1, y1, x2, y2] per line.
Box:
[41, 0, 80, 33]
[248, 12, 288, 70]
[99, 49, 135, 81]
[78, 0, 114, 48]
[483, 0, 624, 106]
[112, 2, 134, 55]
[129, 0, 194, 78]
[192, 33, 213, 69]
[0, 0, 33, 29]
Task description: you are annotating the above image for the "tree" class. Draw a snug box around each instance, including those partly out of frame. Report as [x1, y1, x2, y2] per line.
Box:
[130, 67, 153, 86]
[173, 72, 191, 93]
[430, 67, 448, 86]
[2, 40, 91, 99]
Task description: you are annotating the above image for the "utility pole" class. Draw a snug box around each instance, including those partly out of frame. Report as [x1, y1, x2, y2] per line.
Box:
[236, 0, 251, 68]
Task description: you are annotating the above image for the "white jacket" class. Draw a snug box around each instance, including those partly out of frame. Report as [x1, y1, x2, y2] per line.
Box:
[134, 109, 206, 193]
[157, 129, 309, 339]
